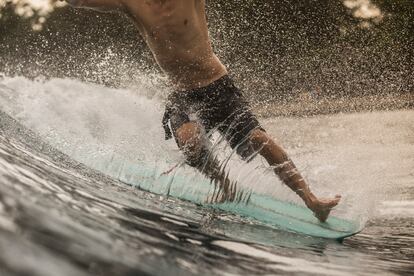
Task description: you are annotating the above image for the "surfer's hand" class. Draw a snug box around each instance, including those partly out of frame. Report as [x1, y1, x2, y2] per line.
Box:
[309, 195, 341, 222]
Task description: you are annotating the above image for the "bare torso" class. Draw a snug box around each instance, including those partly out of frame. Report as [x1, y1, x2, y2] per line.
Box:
[71, 0, 228, 89]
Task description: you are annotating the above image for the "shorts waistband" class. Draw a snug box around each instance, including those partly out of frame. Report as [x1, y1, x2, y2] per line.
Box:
[176, 75, 234, 97]
[163, 75, 234, 140]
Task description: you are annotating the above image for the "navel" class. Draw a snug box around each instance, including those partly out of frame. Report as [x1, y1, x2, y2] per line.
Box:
[184, 19, 188, 26]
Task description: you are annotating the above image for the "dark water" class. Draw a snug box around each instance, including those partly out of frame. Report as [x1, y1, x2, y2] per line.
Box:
[0, 77, 413, 275]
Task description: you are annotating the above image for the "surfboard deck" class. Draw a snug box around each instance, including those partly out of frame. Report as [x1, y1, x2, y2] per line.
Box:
[211, 194, 361, 240]
[116, 162, 361, 240]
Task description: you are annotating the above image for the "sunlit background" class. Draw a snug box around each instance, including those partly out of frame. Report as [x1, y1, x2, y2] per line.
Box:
[1, 0, 412, 116]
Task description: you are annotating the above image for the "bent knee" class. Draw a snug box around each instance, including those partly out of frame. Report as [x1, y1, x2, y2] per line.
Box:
[249, 128, 270, 145]
[175, 123, 208, 167]
[175, 122, 204, 152]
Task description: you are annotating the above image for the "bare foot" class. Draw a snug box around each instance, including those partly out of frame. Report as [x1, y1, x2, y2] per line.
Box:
[309, 195, 341, 222]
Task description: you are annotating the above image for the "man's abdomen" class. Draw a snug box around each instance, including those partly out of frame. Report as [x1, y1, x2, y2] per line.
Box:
[151, 40, 227, 90]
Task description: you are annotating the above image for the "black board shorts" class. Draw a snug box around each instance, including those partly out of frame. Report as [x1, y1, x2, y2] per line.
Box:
[162, 75, 264, 161]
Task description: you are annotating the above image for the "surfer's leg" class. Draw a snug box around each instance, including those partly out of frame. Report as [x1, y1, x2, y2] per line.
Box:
[248, 128, 341, 222]
[196, 76, 340, 219]
[173, 122, 239, 202]
[174, 122, 208, 167]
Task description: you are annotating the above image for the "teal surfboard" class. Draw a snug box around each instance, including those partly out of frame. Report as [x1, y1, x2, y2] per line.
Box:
[110, 161, 361, 240]
[213, 194, 360, 240]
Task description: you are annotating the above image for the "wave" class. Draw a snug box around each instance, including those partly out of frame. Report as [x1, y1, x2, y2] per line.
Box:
[0, 75, 412, 228]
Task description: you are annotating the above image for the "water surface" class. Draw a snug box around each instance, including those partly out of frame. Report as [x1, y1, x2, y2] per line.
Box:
[0, 77, 412, 275]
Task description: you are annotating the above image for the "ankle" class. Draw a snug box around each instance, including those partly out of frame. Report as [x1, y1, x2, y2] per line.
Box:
[303, 193, 318, 209]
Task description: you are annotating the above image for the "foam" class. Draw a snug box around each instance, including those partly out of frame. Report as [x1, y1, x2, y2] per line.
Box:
[0, 75, 412, 227]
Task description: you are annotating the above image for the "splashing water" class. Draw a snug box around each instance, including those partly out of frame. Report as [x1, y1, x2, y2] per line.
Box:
[0, 74, 413, 274]
[0, 74, 411, 227]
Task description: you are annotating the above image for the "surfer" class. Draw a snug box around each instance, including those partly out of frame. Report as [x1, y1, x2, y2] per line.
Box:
[65, 0, 340, 222]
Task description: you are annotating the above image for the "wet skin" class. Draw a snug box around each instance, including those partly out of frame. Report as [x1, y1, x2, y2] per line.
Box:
[67, 0, 227, 89]
[65, 0, 340, 222]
